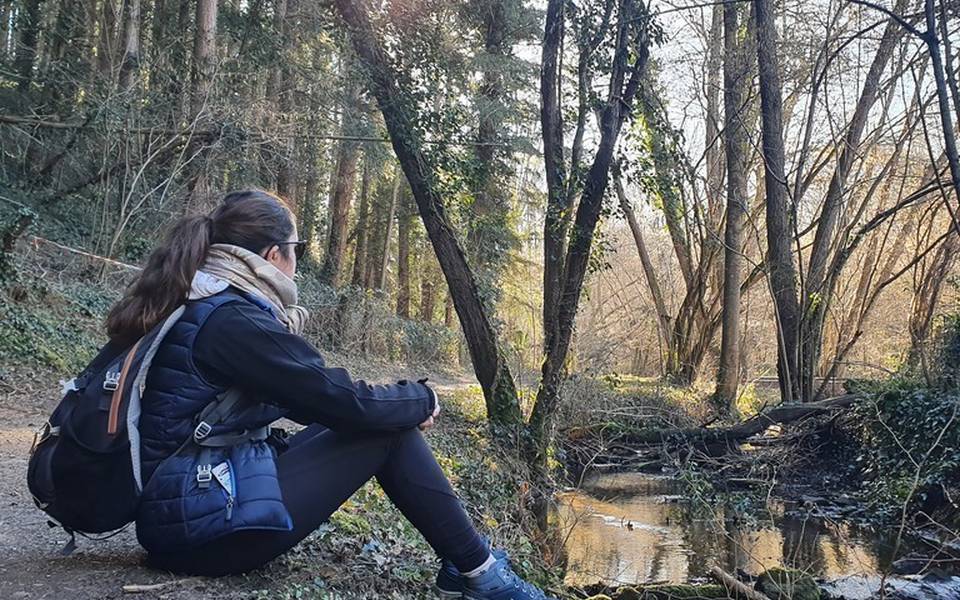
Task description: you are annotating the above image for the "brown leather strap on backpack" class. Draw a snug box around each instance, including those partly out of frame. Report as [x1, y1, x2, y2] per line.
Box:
[107, 339, 142, 435]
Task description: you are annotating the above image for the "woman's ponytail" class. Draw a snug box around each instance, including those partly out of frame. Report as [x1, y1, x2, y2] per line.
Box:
[106, 214, 211, 343]
[106, 189, 293, 343]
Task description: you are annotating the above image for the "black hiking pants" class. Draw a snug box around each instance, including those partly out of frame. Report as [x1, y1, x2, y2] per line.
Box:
[146, 425, 490, 576]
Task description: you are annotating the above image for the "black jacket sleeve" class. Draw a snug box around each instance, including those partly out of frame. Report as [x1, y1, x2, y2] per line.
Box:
[192, 299, 436, 432]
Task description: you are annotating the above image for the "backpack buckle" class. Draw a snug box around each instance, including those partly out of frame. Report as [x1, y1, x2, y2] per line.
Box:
[196, 464, 212, 488]
[194, 421, 212, 441]
[59, 378, 79, 395]
[103, 371, 121, 392]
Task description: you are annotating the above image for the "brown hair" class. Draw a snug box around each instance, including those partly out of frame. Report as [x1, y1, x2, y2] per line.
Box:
[106, 189, 294, 343]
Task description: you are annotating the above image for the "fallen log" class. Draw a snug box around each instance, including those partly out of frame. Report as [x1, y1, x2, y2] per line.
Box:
[620, 394, 863, 447]
[709, 566, 772, 600]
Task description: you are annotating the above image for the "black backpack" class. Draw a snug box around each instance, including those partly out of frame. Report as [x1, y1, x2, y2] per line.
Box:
[28, 303, 265, 553]
[26, 308, 191, 541]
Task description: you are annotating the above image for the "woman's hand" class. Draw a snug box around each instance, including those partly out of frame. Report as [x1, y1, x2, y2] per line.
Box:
[419, 395, 441, 431]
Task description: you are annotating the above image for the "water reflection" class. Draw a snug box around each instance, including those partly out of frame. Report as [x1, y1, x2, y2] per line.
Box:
[555, 472, 891, 587]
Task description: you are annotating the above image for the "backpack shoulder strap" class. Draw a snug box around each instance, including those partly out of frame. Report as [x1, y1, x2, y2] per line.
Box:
[126, 306, 188, 490]
[172, 388, 270, 489]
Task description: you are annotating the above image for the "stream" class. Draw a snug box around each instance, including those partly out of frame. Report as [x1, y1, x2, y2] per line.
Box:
[555, 471, 903, 588]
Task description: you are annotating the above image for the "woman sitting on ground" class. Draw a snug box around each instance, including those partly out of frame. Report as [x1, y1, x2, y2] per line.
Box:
[107, 189, 554, 600]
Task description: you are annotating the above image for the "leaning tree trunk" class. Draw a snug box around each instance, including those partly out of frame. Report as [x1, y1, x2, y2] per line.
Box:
[909, 230, 959, 366]
[332, 0, 522, 428]
[755, 0, 801, 403]
[14, 0, 44, 91]
[616, 174, 673, 371]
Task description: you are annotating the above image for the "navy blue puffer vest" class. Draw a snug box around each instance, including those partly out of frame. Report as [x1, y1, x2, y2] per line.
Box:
[135, 291, 293, 553]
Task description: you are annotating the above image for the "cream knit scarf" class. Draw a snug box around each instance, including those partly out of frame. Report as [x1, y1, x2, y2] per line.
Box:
[192, 243, 309, 334]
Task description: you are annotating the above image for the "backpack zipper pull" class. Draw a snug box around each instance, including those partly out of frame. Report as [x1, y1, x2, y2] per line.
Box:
[211, 461, 235, 522]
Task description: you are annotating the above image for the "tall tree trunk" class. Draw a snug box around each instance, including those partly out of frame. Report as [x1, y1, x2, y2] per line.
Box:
[715, 0, 755, 412]
[636, 90, 695, 288]
[444, 291, 455, 328]
[1, 0, 13, 60]
[159, 0, 191, 124]
[84, 0, 98, 74]
[419, 276, 436, 323]
[319, 48, 361, 287]
[151, 0, 168, 56]
[704, 3, 725, 223]
[14, 0, 44, 91]
[540, 0, 569, 355]
[926, 0, 960, 215]
[396, 191, 412, 319]
[372, 170, 400, 290]
[266, 0, 298, 204]
[362, 171, 396, 290]
[320, 139, 359, 286]
[755, 0, 800, 403]
[333, 0, 522, 427]
[301, 169, 322, 260]
[466, 0, 514, 292]
[97, 0, 117, 76]
[351, 155, 371, 288]
[118, 0, 140, 89]
[184, 0, 217, 205]
[42, 0, 88, 105]
[190, 0, 217, 118]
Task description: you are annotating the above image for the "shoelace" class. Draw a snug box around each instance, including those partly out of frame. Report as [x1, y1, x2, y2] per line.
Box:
[503, 567, 548, 600]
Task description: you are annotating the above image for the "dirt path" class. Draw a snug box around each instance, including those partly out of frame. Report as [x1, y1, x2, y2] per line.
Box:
[0, 362, 475, 599]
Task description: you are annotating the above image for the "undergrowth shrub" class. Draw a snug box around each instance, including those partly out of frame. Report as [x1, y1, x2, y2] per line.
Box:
[1, 248, 462, 375]
[0, 264, 112, 373]
[298, 277, 460, 368]
[556, 374, 707, 435]
[844, 315, 960, 523]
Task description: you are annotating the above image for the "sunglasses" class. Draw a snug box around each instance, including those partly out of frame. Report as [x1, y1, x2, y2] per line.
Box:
[274, 240, 308, 260]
